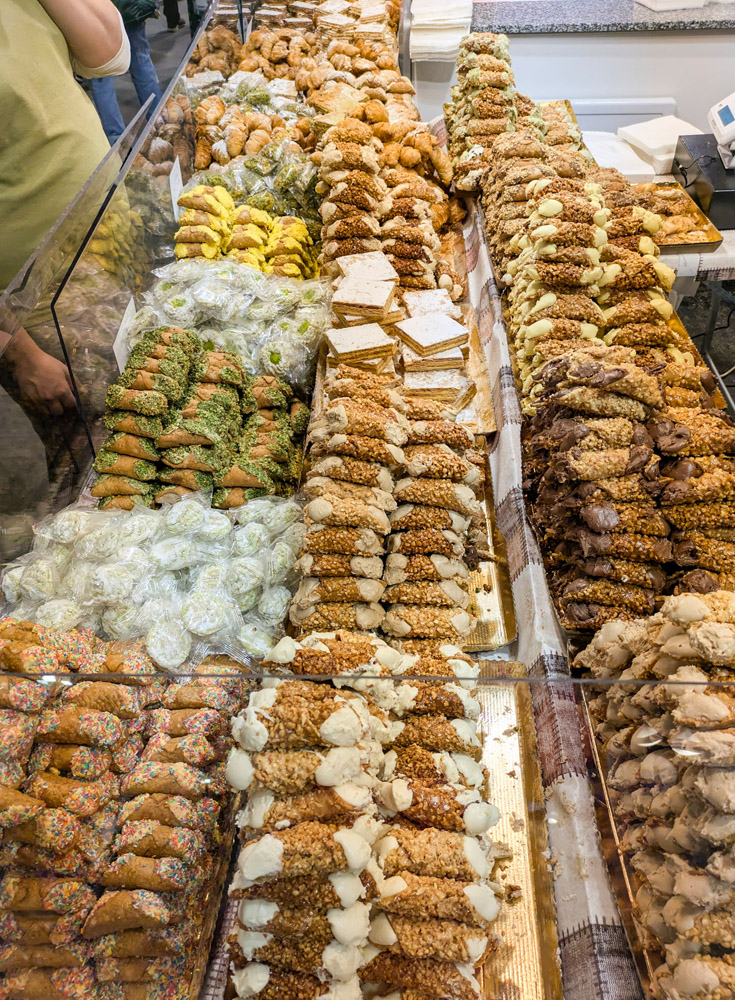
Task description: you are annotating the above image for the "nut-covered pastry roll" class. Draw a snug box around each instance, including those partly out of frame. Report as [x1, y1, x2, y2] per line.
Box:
[375, 826, 490, 881]
[388, 715, 482, 760]
[375, 871, 500, 927]
[231, 684, 375, 752]
[369, 911, 489, 964]
[226, 747, 376, 795]
[383, 605, 473, 641]
[238, 784, 376, 834]
[233, 821, 373, 888]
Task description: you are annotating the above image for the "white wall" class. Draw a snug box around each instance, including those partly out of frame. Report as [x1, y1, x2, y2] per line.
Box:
[413, 30, 735, 131]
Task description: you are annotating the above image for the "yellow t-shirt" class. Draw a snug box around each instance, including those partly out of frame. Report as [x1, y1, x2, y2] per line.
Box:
[0, 0, 112, 289]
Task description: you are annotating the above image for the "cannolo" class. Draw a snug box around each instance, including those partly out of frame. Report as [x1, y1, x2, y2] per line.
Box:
[81, 890, 171, 938]
[0, 942, 90, 970]
[375, 871, 499, 926]
[238, 784, 374, 833]
[114, 821, 206, 861]
[388, 715, 482, 760]
[303, 478, 397, 513]
[383, 605, 473, 641]
[231, 685, 372, 752]
[393, 479, 479, 516]
[119, 762, 207, 800]
[291, 578, 387, 608]
[383, 580, 470, 609]
[141, 732, 217, 767]
[0, 787, 44, 829]
[0, 967, 96, 1000]
[61, 682, 142, 719]
[96, 956, 186, 982]
[117, 794, 218, 831]
[4, 809, 81, 854]
[290, 602, 386, 633]
[295, 554, 385, 580]
[383, 554, 469, 585]
[322, 401, 409, 447]
[388, 505, 470, 534]
[369, 912, 489, 964]
[147, 707, 226, 739]
[305, 497, 390, 534]
[226, 746, 371, 796]
[91, 924, 191, 957]
[234, 822, 372, 888]
[315, 435, 404, 469]
[0, 876, 96, 914]
[36, 708, 124, 748]
[301, 525, 385, 557]
[100, 854, 194, 892]
[0, 912, 84, 947]
[310, 457, 394, 493]
[24, 773, 112, 817]
[387, 530, 464, 559]
[358, 951, 481, 1000]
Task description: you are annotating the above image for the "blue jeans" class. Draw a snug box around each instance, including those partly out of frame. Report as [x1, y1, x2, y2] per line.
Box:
[90, 21, 163, 145]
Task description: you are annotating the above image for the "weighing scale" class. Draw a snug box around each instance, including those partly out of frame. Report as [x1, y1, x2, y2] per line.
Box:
[668, 92, 735, 229]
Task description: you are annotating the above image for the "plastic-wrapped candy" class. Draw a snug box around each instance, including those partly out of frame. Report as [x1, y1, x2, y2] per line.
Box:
[265, 539, 296, 587]
[279, 522, 306, 556]
[146, 619, 192, 671]
[34, 599, 84, 633]
[63, 561, 99, 607]
[225, 556, 265, 609]
[257, 586, 291, 627]
[238, 621, 275, 660]
[197, 509, 232, 542]
[231, 498, 275, 525]
[116, 546, 152, 580]
[259, 499, 302, 537]
[101, 603, 139, 641]
[150, 536, 202, 571]
[76, 525, 123, 561]
[1, 564, 25, 603]
[117, 511, 160, 546]
[136, 595, 183, 631]
[191, 563, 229, 594]
[36, 508, 110, 546]
[19, 558, 61, 603]
[181, 592, 239, 637]
[89, 564, 136, 604]
[163, 497, 206, 534]
[232, 522, 270, 557]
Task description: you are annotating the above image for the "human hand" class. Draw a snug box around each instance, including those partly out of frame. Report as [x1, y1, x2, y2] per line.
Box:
[16, 350, 77, 418]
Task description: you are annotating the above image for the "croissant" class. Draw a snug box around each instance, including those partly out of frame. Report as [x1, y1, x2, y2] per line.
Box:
[245, 129, 271, 155]
[195, 95, 225, 125]
[225, 123, 246, 158]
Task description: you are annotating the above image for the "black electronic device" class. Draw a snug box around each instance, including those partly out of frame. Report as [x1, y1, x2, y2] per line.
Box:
[672, 133, 735, 230]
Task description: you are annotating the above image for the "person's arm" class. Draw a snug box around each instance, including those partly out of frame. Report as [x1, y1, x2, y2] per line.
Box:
[37, 0, 125, 68]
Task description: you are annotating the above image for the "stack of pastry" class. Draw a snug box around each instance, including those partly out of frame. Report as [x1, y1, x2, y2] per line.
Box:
[316, 117, 387, 271]
[444, 33, 517, 192]
[0, 618, 246, 1000]
[96, 331, 308, 508]
[226, 670, 388, 1000]
[214, 376, 307, 506]
[174, 185, 235, 261]
[94, 327, 201, 509]
[363, 642, 500, 1000]
[576, 590, 735, 1000]
[237, 27, 317, 81]
[192, 97, 312, 171]
[291, 365, 412, 633]
[382, 400, 485, 647]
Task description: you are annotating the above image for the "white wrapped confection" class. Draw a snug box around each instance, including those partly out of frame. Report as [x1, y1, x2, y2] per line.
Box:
[279, 522, 306, 556]
[193, 564, 229, 593]
[260, 499, 302, 536]
[257, 586, 291, 627]
[19, 559, 60, 603]
[232, 500, 274, 525]
[163, 497, 206, 534]
[150, 537, 201, 571]
[198, 509, 232, 541]
[146, 620, 192, 671]
[75, 526, 121, 560]
[117, 512, 159, 546]
[39, 508, 104, 545]
[89, 564, 135, 604]
[136, 596, 183, 630]
[101, 604, 139, 641]
[182, 593, 239, 636]
[238, 622, 275, 659]
[265, 540, 296, 587]
[226, 557, 265, 600]
[34, 599, 84, 633]
[1, 565, 24, 603]
[233, 523, 270, 557]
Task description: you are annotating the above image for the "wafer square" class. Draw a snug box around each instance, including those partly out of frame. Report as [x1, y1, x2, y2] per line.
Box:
[395, 313, 469, 357]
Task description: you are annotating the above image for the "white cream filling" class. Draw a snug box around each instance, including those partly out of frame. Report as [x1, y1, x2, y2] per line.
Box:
[226, 747, 254, 790]
[327, 901, 371, 946]
[237, 835, 283, 886]
[238, 899, 278, 929]
[334, 828, 371, 871]
[231, 964, 270, 998]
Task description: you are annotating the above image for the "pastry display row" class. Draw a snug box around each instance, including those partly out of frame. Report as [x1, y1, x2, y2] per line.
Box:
[0, 618, 248, 1000]
[445, 32, 735, 633]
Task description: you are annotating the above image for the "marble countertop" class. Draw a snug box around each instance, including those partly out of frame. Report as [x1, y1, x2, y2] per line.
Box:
[470, 0, 735, 33]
